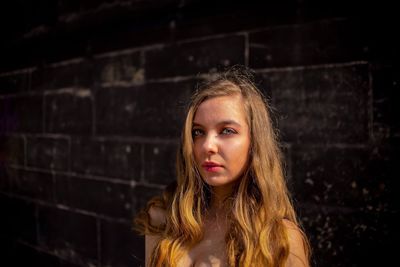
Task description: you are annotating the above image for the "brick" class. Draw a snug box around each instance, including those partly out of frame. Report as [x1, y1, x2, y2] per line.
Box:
[31, 60, 93, 91]
[9, 168, 55, 202]
[145, 35, 245, 79]
[96, 79, 196, 137]
[393, 75, 400, 140]
[71, 137, 141, 180]
[58, 0, 180, 16]
[371, 65, 392, 126]
[0, 162, 11, 192]
[44, 90, 93, 134]
[100, 220, 145, 267]
[7, 243, 62, 267]
[278, 144, 293, 189]
[0, 95, 43, 133]
[0, 134, 25, 166]
[172, 3, 295, 41]
[0, 98, 18, 134]
[37, 206, 98, 265]
[59, 258, 83, 267]
[0, 70, 30, 94]
[299, 205, 397, 267]
[253, 73, 273, 99]
[94, 51, 144, 85]
[259, 64, 370, 143]
[0, 194, 37, 244]
[34, 36, 88, 70]
[57, 0, 80, 16]
[249, 19, 367, 68]
[55, 174, 134, 218]
[27, 136, 69, 171]
[143, 142, 177, 185]
[291, 145, 397, 211]
[371, 64, 399, 140]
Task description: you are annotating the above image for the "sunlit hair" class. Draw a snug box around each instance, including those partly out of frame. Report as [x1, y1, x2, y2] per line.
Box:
[135, 67, 310, 266]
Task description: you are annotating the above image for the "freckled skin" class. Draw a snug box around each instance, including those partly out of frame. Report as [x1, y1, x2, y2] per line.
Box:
[193, 95, 251, 192]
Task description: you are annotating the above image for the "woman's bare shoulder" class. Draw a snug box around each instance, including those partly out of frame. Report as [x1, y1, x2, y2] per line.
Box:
[283, 219, 310, 267]
[145, 206, 166, 266]
[148, 205, 167, 227]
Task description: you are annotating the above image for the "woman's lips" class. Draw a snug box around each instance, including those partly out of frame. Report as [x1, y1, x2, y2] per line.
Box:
[202, 162, 223, 172]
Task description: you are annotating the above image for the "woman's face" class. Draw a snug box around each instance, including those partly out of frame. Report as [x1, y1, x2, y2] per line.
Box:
[192, 94, 251, 188]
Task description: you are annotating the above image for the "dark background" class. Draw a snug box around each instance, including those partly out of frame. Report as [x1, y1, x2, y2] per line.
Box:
[0, 1, 398, 266]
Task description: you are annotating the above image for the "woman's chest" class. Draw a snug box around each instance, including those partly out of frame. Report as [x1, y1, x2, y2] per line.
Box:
[178, 223, 228, 267]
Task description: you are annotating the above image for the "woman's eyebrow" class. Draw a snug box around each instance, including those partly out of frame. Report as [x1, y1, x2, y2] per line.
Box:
[218, 120, 242, 127]
[193, 120, 242, 128]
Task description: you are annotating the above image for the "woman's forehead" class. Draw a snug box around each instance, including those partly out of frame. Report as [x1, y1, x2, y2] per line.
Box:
[193, 94, 248, 126]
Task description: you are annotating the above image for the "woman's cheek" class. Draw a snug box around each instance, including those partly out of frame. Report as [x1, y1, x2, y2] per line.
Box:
[224, 139, 242, 159]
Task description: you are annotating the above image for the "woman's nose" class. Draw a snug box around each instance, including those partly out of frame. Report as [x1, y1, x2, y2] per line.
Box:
[203, 134, 218, 154]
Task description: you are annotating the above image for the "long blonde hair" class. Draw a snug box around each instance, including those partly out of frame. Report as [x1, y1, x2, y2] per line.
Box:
[135, 67, 309, 266]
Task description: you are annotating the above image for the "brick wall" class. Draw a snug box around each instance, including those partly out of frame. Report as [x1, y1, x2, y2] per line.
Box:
[0, 1, 398, 266]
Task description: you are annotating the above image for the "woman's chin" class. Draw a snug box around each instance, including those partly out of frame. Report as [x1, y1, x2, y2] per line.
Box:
[202, 175, 238, 188]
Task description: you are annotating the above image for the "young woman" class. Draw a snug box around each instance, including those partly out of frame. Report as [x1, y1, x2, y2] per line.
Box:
[135, 68, 310, 267]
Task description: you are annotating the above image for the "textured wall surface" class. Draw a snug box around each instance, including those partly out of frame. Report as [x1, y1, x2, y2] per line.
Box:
[0, 1, 398, 266]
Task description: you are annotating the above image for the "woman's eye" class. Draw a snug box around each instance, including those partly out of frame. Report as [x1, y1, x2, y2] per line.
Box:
[221, 128, 237, 135]
[192, 129, 203, 137]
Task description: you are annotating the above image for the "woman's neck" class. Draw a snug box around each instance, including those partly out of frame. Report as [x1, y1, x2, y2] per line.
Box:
[203, 185, 236, 234]
[210, 184, 235, 211]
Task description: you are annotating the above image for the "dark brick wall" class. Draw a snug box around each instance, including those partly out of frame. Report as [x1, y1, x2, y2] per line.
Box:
[0, 1, 398, 266]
